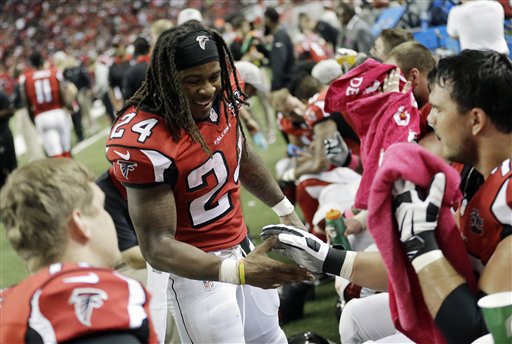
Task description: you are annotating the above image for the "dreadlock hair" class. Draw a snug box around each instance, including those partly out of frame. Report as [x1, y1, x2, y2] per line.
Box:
[120, 22, 248, 156]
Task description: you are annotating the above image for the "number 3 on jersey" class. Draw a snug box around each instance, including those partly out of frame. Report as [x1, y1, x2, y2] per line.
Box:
[110, 112, 158, 143]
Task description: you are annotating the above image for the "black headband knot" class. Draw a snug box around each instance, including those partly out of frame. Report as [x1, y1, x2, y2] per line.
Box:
[175, 30, 219, 70]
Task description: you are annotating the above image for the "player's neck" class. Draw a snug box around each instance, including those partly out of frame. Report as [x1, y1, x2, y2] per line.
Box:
[476, 133, 512, 179]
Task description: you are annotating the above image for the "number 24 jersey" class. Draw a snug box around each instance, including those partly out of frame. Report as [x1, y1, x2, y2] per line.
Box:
[106, 104, 247, 252]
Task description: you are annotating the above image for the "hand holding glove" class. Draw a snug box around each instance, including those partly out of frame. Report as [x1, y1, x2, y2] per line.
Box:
[261, 224, 348, 276]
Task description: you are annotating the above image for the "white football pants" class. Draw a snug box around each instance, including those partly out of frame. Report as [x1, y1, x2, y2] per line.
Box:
[339, 292, 413, 343]
[34, 108, 71, 157]
[167, 244, 286, 344]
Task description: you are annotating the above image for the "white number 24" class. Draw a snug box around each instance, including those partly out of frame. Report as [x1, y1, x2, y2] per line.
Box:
[110, 112, 158, 143]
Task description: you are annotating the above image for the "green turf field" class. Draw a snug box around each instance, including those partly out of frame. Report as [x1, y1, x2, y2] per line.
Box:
[0, 105, 341, 343]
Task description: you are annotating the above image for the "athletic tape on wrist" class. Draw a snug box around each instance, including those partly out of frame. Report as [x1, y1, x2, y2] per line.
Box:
[412, 249, 444, 273]
[339, 251, 356, 280]
[353, 210, 368, 231]
[272, 197, 295, 217]
[219, 259, 240, 284]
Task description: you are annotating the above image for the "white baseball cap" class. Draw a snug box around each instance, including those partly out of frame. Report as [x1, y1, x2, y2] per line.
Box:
[177, 8, 203, 25]
[235, 61, 270, 93]
[311, 59, 343, 85]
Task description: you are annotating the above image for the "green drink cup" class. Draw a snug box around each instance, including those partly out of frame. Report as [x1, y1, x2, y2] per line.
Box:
[477, 291, 512, 343]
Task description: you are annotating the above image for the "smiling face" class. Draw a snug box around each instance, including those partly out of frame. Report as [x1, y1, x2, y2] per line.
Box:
[178, 61, 222, 121]
[427, 82, 476, 165]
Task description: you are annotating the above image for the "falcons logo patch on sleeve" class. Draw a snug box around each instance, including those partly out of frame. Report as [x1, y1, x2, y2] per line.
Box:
[68, 288, 108, 327]
[117, 160, 138, 179]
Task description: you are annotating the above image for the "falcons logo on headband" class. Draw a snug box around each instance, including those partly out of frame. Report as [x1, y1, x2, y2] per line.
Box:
[196, 35, 209, 50]
[117, 160, 138, 179]
[68, 288, 108, 327]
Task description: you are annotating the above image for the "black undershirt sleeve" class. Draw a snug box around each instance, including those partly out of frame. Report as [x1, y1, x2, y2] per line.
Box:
[434, 284, 488, 344]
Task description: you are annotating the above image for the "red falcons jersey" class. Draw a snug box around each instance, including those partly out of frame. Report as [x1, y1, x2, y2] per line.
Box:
[304, 90, 333, 128]
[304, 90, 360, 155]
[19, 67, 64, 116]
[418, 103, 432, 139]
[458, 158, 512, 273]
[106, 102, 247, 252]
[0, 263, 157, 343]
[295, 33, 333, 63]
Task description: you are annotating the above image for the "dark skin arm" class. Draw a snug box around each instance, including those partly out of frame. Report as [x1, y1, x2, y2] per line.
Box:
[127, 182, 311, 288]
[239, 142, 306, 229]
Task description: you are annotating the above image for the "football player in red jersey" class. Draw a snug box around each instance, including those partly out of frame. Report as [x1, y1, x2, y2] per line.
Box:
[282, 73, 362, 238]
[261, 50, 512, 343]
[18, 52, 75, 158]
[419, 50, 512, 342]
[0, 158, 158, 343]
[106, 22, 311, 343]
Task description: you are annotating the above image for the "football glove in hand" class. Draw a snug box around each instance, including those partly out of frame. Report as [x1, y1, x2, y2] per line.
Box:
[392, 172, 445, 261]
[261, 224, 346, 276]
[324, 132, 351, 167]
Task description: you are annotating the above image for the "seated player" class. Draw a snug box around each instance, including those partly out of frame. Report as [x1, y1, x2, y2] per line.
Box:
[0, 158, 158, 343]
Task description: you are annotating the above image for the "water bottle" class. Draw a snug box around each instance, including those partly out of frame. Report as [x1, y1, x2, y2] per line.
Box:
[325, 209, 351, 250]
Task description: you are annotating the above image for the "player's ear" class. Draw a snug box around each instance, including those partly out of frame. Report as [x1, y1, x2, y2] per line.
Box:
[68, 209, 91, 243]
[469, 107, 487, 136]
[408, 68, 419, 85]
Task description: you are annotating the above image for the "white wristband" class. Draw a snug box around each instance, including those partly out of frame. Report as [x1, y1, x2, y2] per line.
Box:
[271, 197, 295, 217]
[339, 251, 356, 280]
[353, 210, 368, 232]
[219, 259, 240, 284]
[411, 250, 444, 273]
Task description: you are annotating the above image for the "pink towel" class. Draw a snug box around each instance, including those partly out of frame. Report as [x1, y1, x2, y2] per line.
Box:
[368, 143, 477, 344]
[347, 91, 420, 209]
[325, 58, 399, 115]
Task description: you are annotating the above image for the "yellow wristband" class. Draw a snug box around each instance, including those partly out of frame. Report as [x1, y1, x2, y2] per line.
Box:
[239, 260, 245, 285]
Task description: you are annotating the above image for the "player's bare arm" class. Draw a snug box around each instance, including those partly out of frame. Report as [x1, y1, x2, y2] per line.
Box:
[239, 142, 286, 207]
[127, 184, 310, 287]
[478, 235, 512, 294]
[239, 141, 306, 230]
[126, 184, 222, 281]
[261, 225, 389, 290]
[412, 237, 512, 317]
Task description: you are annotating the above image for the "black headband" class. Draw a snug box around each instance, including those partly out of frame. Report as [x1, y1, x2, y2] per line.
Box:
[175, 30, 219, 70]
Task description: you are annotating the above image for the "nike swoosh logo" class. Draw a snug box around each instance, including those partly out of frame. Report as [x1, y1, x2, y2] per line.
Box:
[63, 272, 99, 284]
[114, 150, 130, 160]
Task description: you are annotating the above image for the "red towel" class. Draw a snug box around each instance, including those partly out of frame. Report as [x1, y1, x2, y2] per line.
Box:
[367, 143, 477, 344]
[325, 58, 399, 115]
[347, 91, 420, 209]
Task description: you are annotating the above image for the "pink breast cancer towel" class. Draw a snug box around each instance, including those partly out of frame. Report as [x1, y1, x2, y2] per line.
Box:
[325, 58, 399, 115]
[346, 91, 420, 209]
[368, 143, 477, 344]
